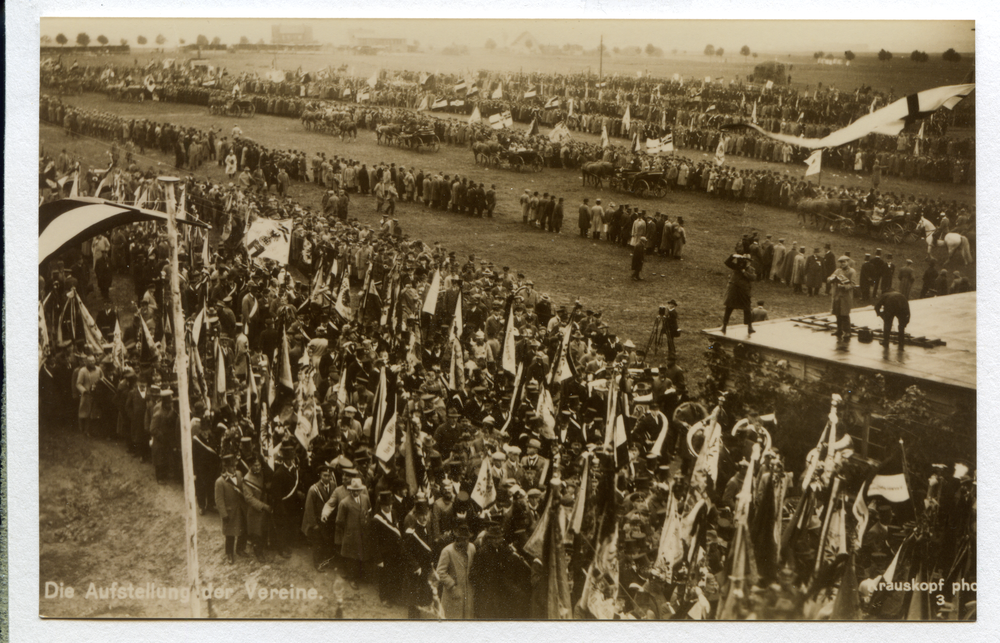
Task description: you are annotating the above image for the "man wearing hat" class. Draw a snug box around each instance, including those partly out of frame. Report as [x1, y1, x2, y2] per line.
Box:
[192, 417, 219, 515]
[271, 443, 302, 559]
[301, 464, 335, 571]
[149, 386, 178, 484]
[75, 354, 104, 437]
[336, 477, 372, 588]
[898, 258, 915, 299]
[664, 299, 680, 359]
[215, 453, 248, 564]
[436, 521, 476, 619]
[402, 494, 436, 616]
[828, 256, 858, 339]
[243, 457, 272, 563]
[521, 439, 550, 490]
[371, 490, 406, 606]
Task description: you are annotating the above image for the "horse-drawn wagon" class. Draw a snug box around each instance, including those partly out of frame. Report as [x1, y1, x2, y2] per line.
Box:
[209, 98, 256, 118]
[608, 169, 669, 199]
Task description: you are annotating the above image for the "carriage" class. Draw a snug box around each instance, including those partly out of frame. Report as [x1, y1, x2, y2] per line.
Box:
[797, 198, 859, 236]
[608, 169, 669, 199]
[492, 148, 543, 172]
[209, 98, 256, 118]
[853, 209, 916, 244]
[397, 129, 440, 152]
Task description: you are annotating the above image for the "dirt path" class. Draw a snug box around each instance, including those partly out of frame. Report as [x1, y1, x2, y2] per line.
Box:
[39, 424, 406, 619]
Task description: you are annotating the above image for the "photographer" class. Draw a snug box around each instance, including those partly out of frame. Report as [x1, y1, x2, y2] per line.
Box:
[721, 254, 756, 335]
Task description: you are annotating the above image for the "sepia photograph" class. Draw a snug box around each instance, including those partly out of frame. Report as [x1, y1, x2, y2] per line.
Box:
[26, 14, 977, 623]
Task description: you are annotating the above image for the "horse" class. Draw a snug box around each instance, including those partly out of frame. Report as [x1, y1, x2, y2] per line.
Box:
[581, 161, 615, 187]
[376, 124, 401, 145]
[472, 141, 502, 165]
[917, 216, 972, 265]
[795, 197, 856, 228]
[339, 120, 358, 141]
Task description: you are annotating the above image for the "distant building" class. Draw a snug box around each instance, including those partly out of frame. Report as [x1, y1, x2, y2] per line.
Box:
[349, 30, 409, 53]
[271, 24, 315, 46]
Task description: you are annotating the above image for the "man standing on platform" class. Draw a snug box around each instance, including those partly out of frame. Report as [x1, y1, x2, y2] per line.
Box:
[874, 289, 910, 348]
[828, 256, 858, 339]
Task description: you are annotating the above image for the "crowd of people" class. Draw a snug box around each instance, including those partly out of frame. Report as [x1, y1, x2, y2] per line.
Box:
[40, 94, 976, 620]
[42, 57, 976, 186]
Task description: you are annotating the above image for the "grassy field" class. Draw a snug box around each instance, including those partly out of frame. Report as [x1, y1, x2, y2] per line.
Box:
[60, 47, 975, 98]
[42, 92, 976, 391]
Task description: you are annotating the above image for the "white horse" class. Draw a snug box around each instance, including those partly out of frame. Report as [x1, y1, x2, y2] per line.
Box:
[917, 216, 972, 265]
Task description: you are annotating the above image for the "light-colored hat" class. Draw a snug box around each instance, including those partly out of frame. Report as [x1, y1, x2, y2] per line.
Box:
[347, 478, 366, 491]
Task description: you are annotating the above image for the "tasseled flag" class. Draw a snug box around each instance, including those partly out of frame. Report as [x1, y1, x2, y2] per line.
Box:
[526, 118, 539, 137]
[468, 105, 482, 125]
[470, 457, 497, 508]
[613, 415, 629, 469]
[569, 455, 589, 534]
[416, 95, 428, 111]
[575, 458, 618, 619]
[622, 105, 632, 132]
[601, 123, 610, 149]
[449, 289, 463, 342]
[492, 83, 503, 99]
[548, 322, 574, 384]
[375, 393, 398, 464]
[334, 270, 353, 321]
[138, 307, 160, 361]
[500, 363, 524, 434]
[537, 386, 557, 440]
[544, 96, 559, 110]
[852, 482, 870, 547]
[714, 137, 726, 166]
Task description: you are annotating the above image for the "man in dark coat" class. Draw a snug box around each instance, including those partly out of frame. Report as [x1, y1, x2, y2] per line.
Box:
[874, 289, 910, 347]
[270, 444, 303, 558]
[337, 477, 372, 588]
[822, 243, 837, 294]
[721, 254, 756, 335]
[215, 453, 248, 564]
[578, 198, 591, 237]
[371, 490, 406, 606]
[301, 464, 334, 570]
[631, 237, 647, 281]
[470, 521, 531, 619]
[192, 418, 219, 514]
[243, 458, 272, 562]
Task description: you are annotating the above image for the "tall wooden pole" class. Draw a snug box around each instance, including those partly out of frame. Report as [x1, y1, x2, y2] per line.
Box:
[161, 176, 203, 617]
[599, 35, 603, 80]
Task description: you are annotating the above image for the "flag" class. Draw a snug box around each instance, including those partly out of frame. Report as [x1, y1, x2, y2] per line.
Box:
[526, 118, 539, 137]
[765, 79, 774, 90]
[419, 72, 430, 86]
[548, 122, 572, 143]
[915, 122, 925, 156]
[870, 97, 877, 113]
[537, 386, 557, 441]
[422, 270, 441, 316]
[545, 96, 560, 110]
[524, 88, 537, 99]
[449, 289, 463, 342]
[416, 95, 428, 111]
[215, 339, 227, 396]
[568, 98, 574, 116]
[502, 110, 514, 128]
[646, 137, 661, 155]
[470, 457, 497, 508]
[853, 482, 870, 546]
[653, 486, 684, 579]
[715, 137, 726, 166]
[358, 91, 370, 102]
[432, 97, 448, 110]
[448, 337, 465, 391]
[569, 456, 589, 534]
[450, 99, 465, 108]
[575, 460, 618, 619]
[469, 105, 482, 125]
[549, 322, 574, 383]
[367, 71, 379, 89]
[622, 105, 631, 132]
[500, 363, 524, 434]
[613, 415, 629, 468]
[467, 84, 479, 96]
[342, 87, 352, 98]
[489, 112, 504, 130]
[492, 83, 503, 99]
[111, 319, 126, 370]
[752, 100, 758, 123]
[454, 80, 467, 93]
[868, 440, 911, 503]
[334, 270, 353, 321]
[601, 123, 610, 149]
[278, 330, 294, 390]
[804, 149, 823, 177]
[661, 133, 674, 152]
[500, 300, 517, 374]
[375, 394, 398, 464]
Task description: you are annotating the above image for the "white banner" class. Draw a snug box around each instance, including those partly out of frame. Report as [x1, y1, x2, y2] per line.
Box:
[245, 218, 292, 264]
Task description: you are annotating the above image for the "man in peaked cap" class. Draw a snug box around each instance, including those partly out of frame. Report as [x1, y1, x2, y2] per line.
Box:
[520, 438, 551, 490]
[215, 453, 248, 564]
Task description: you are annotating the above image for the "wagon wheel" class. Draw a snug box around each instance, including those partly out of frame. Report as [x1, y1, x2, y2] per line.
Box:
[531, 157, 543, 172]
[881, 222, 905, 245]
[414, 141, 423, 153]
[837, 219, 856, 237]
[430, 136, 440, 151]
[227, 103, 241, 118]
[651, 180, 668, 198]
[245, 103, 256, 118]
[634, 179, 651, 198]
[489, 154, 500, 169]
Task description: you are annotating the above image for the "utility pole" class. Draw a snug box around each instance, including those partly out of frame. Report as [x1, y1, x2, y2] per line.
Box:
[161, 176, 203, 617]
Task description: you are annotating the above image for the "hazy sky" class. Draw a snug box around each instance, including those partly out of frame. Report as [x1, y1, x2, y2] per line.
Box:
[39, 18, 975, 54]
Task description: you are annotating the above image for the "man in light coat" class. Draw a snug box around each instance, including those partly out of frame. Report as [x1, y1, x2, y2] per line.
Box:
[436, 522, 476, 618]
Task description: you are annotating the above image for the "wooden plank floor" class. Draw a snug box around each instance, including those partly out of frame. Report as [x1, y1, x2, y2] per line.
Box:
[702, 292, 976, 391]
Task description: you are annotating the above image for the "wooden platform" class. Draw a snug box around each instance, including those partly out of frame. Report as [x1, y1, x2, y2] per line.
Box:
[702, 292, 976, 392]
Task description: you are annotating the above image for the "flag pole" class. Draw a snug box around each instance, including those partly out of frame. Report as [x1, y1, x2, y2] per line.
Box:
[599, 35, 603, 81]
[161, 176, 203, 617]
